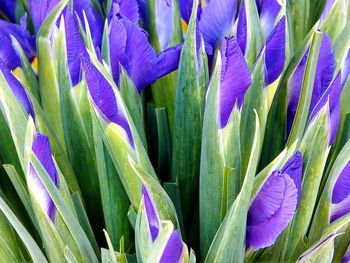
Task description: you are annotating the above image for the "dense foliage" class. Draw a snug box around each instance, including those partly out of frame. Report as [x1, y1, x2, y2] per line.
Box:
[0, 0, 349, 262]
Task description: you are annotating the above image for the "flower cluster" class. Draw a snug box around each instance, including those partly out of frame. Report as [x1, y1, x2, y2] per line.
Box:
[0, 0, 349, 262]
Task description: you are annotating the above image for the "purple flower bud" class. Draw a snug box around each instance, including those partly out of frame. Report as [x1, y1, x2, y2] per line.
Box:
[141, 185, 185, 262]
[246, 152, 302, 250]
[28, 133, 59, 221]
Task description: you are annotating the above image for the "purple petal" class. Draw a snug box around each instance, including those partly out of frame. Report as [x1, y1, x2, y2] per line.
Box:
[179, 0, 204, 23]
[310, 34, 335, 111]
[310, 73, 341, 144]
[199, 0, 237, 50]
[109, 15, 159, 91]
[111, 0, 139, 23]
[136, 0, 147, 24]
[331, 154, 350, 222]
[281, 151, 303, 203]
[156, 0, 174, 50]
[121, 19, 158, 91]
[0, 0, 17, 21]
[159, 230, 184, 263]
[264, 16, 286, 85]
[331, 197, 350, 222]
[73, 0, 104, 47]
[332, 161, 350, 204]
[246, 171, 298, 250]
[29, 133, 59, 220]
[259, 0, 281, 39]
[236, 0, 247, 54]
[141, 185, 161, 241]
[0, 31, 21, 70]
[287, 33, 335, 136]
[109, 14, 129, 85]
[219, 36, 251, 127]
[0, 20, 36, 70]
[156, 44, 182, 79]
[28, 0, 60, 32]
[179, 0, 193, 23]
[81, 58, 134, 146]
[0, 63, 34, 116]
[63, 9, 89, 86]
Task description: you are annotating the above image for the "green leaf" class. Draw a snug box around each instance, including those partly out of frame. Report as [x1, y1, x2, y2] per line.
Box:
[146, 0, 183, 128]
[205, 112, 260, 263]
[3, 165, 38, 231]
[333, 20, 350, 74]
[30, 96, 81, 194]
[0, 111, 23, 177]
[287, 0, 318, 52]
[221, 107, 242, 202]
[287, 31, 323, 146]
[199, 52, 225, 257]
[92, 113, 132, 248]
[284, 106, 330, 261]
[11, 37, 40, 102]
[0, 194, 48, 263]
[242, 0, 264, 69]
[36, 0, 68, 148]
[297, 234, 338, 263]
[0, 70, 28, 168]
[120, 69, 147, 148]
[65, 246, 79, 263]
[103, 230, 118, 263]
[320, 0, 347, 42]
[155, 108, 172, 180]
[240, 54, 267, 175]
[260, 25, 316, 168]
[309, 133, 350, 243]
[55, 18, 103, 242]
[29, 151, 100, 262]
[71, 193, 100, 256]
[171, 0, 208, 232]
[0, 209, 26, 261]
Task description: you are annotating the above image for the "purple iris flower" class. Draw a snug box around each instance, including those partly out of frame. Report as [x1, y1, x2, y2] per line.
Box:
[0, 62, 34, 116]
[28, 0, 103, 47]
[142, 185, 185, 262]
[28, 133, 59, 221]
[258, 0, 281, 39]
[108, 5, 182, 92]
[0, 18, 36, 70]
[81, 58, 134, 147]
[0, 0, 17, 22]
[331, 160, 350, 222]
[110, 0, 139, 23]
[219, 36, 251, 127]
[287, 33, 340, 144]
[198, 0, 237, 52]
[179, 0, 195, 23]
[72, 0, 104, 47]
[237, 1, 286, 85]
[28, 0, 61, 32]
[60, 8, 89, 86]
[246, 152, 303, 250]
